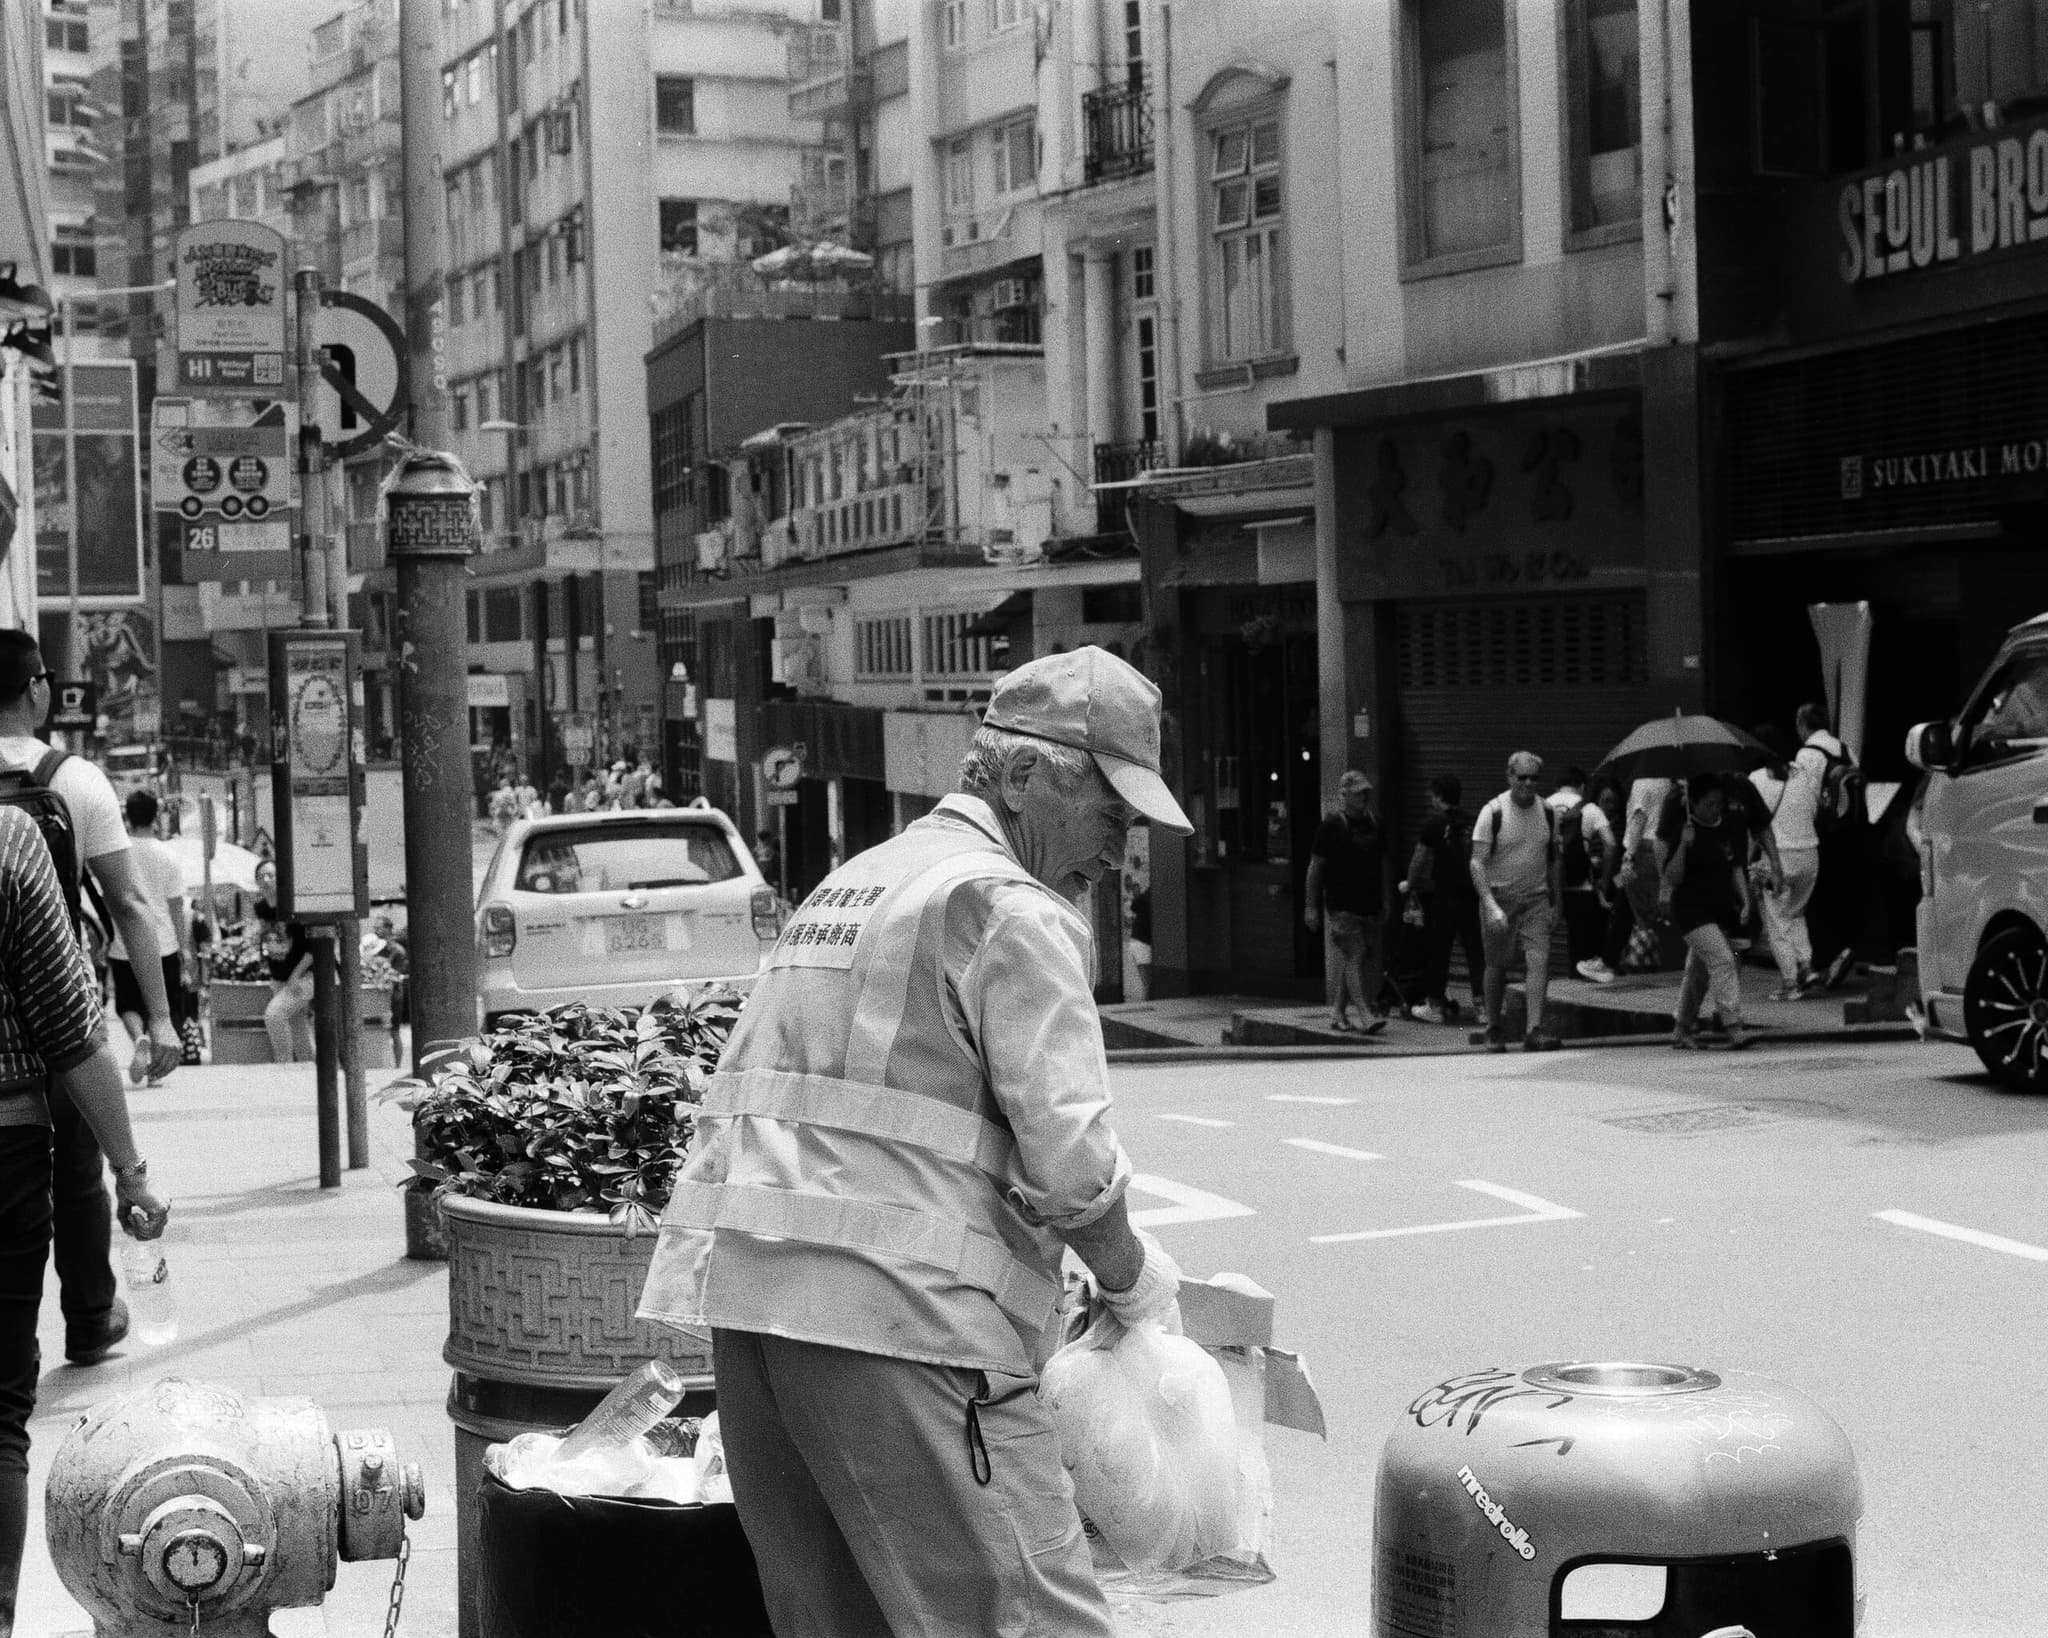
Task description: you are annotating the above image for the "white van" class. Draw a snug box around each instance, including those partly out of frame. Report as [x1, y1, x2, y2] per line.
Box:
[1907, 613, 2048, 1091]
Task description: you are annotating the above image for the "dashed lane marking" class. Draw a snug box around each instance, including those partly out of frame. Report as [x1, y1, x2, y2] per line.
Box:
[1283, 1138, 1384, 1161]
[1874, 1210, 2048, 1262]
[1128, 1174, 1259, 1228]
[1265, 1094, 1357, 1106]
[1156, 1113, 1236, 1129]
[1310, 1180, 1583, 1245]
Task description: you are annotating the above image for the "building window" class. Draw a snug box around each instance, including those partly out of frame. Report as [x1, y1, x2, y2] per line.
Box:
[1132, 243, 1154, 300]
[856, 616, 914, 679]
[656, 75, 695, 135]
[443, 67, 458, 119]
[483, 587, 523, 643]
[466, 590, 482, 642]
[990, 113, 1037, 195]
[637, 571, 660, 631]
[659, 198, 698, 255]
[1208, 115, 1285, 361]
[922, 611, 995, 678]
[46, 17, 88, 51]
[568, 337, 581, 394]
[466, 52, 485, 106]
[449, 276, 466, 326]
[50, 238, 96, 278]
[477, 371, 496, 424]
[1564, 0, 1641, 239]
[945, 137, 975, 211]
[989, 0, 1023, 32]
[1404, 0, 1518, 267]
[941, 0, 966, 49]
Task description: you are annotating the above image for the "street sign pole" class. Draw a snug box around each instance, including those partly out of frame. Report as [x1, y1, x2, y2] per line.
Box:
[294, 268, 333, 629]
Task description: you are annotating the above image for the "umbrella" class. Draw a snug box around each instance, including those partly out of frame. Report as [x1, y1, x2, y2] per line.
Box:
[160, 835, 264, 894]
[1595, 713, 1773, 787]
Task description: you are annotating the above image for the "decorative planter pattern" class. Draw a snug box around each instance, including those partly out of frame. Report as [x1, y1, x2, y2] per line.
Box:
[440, 1194, 710, 1392]
[208, 980, 272, 1022]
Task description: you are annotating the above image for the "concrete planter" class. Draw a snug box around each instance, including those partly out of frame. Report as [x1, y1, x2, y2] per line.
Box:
[207, 979, 271, 1022]
[438, 1193, 710, 1391]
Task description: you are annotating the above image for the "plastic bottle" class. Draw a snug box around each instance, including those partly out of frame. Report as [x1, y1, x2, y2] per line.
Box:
[553, 1360, 685, 1462]
[121, 1236, 178, 1346]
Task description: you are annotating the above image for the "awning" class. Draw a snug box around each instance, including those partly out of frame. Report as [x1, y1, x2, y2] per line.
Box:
[964, 592, 1030, 639]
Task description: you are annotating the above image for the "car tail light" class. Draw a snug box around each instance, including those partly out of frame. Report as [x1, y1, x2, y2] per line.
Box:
[751, 887, 783, 941]
[481, 902, 517, 959]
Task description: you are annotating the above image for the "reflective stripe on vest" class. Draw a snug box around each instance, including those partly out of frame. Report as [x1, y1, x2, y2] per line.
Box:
[701, 1066, 1017, 1176]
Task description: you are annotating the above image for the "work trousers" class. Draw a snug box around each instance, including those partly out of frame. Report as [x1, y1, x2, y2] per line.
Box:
[712, 1327, 1114, 1638]
[1676, 923, 1744, 1031]
[1760, 847, 1820, 986]
[0, 1128, 53, 1638]
[47, 1084, 114, 1329]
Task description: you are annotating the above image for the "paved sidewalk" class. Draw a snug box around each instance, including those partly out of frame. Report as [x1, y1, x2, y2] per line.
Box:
[21, 1061, 457, 1638]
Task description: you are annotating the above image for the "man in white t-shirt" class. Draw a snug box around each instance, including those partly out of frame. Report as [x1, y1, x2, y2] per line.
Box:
[1470, 750, 1562, 1052]
[0, 630, 182, 1368]
[108, 789, 192, 1084]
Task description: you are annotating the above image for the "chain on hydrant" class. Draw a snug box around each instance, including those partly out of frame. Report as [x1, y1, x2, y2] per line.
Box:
[44, 1378, 424, 1637]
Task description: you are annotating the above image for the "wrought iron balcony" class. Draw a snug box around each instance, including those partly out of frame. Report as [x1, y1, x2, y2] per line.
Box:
[1082, 72, 1154, 185]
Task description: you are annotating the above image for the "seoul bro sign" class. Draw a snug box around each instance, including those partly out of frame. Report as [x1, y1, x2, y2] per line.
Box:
[1833, 111, 2048, 285]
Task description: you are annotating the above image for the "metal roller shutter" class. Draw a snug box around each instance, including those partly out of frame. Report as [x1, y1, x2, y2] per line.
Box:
[1394, 594, 1650, 853]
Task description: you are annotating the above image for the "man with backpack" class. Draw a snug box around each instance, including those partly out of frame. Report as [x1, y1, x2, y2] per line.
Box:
[0, 632, 180, 1367]
[1796, 702, 1865, 990]
[1548, 768, 1618, 969]
[1471, 751, 1563, 1052]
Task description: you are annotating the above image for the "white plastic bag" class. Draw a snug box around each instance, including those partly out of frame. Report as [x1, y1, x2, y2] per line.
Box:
[1041, 1308, 1241, 1575]
[483, 1423, 718, 1505]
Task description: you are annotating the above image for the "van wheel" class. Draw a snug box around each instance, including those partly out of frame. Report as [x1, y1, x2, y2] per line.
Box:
[1964, 927, 2048, 1092]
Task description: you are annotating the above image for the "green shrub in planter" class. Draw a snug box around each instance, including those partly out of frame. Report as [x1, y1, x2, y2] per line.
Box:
[403, 989, 741, 1234]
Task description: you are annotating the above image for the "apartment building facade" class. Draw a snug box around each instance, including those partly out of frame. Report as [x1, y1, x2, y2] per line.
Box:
[2, 1, 55, 634]
[437, 0, 825, 793]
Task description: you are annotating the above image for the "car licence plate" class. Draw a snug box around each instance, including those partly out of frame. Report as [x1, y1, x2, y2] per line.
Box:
[605, 916, 668, 955]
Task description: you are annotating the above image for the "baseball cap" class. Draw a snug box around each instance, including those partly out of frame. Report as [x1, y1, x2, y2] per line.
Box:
[983, 646, 1193, 835]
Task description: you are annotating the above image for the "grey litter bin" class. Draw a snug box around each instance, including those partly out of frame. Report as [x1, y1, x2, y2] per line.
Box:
[1374, 1361, 1862, 1637]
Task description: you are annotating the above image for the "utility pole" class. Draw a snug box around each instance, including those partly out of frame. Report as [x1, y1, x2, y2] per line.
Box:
[396, 0, 479, 1086]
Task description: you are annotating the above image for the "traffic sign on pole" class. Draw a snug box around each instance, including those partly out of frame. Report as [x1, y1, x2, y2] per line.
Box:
[312, 290, 408, 459]
[151, 398, 292, 521]
[173, 220, 288, 397]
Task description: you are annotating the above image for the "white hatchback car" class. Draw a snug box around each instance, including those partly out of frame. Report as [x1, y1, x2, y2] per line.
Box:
[1908, 613, 2048, 1091]
[475, 802, 779, 1027]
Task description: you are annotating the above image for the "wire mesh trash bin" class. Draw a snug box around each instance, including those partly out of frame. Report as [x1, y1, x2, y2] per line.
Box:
[1373, 1361, 1862, 1638]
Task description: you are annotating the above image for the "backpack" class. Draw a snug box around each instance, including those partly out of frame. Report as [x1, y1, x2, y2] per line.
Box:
[1433, 810, 1476, 894]
[1557, 797, 1592, 889]
[0, 746, 112, 939]
[1809, 744, 1867, 840]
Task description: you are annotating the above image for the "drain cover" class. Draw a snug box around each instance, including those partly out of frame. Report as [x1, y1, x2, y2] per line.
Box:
[1604, 1098, 1840, 1134]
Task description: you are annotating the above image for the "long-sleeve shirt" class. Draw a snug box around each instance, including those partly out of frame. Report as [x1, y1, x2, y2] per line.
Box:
[0, 806, 108, 1124]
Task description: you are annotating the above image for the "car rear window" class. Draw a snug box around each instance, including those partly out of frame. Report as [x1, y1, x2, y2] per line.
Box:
[515, 823, 742, 894]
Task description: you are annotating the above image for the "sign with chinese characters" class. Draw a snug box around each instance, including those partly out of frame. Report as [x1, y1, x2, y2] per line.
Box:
[151, 398, 293, 522]
[1332, 404, 1646, 603]
[268, 630, 365, 919]
[173, 220, 288, 397]
[30, 359, 144, 601]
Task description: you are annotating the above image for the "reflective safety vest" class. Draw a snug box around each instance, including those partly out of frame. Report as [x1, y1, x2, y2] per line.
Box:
[638, 804, 1112, 1377]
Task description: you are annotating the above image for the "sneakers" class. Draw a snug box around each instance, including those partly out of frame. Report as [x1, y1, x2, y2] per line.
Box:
[1822, 950, 1856, 990]
[1522, 1029, 1562, 1052]
[1413, 1002, 1448, 1025]
[1766, 984, 1807, 1003]
[1723, 1024, 1754, 1051]
[1483, 1024, 1509, 1054]
[1671, 1028, 1704, 1050]
[1576, 958, 1617, 985]
[65, 1297, 129, 1366]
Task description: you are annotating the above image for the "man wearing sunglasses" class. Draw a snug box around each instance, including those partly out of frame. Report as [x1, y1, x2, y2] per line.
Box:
[1471, 750, 1564, 1052]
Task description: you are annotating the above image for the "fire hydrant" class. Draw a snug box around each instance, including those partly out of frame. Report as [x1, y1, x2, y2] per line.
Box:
[44, 1378, 425, 1637]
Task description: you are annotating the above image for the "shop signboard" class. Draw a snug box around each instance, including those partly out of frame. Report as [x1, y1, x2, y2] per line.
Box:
[173, 220, 289, 397]
[1330, 404, 1647, 603]
[561, 711, 594, 766]
[1789, 108, 2048, 340]
[30, 360, 144, 602]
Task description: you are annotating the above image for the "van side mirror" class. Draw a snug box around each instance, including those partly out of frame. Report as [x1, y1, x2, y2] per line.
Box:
[1906, 720, 1954, 772]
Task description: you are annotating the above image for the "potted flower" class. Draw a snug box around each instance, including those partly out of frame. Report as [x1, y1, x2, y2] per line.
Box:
[401, 987, 741, 1390]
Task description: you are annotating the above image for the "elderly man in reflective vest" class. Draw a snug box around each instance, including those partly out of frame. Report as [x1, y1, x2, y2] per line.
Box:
[639, 646, 1192, 1637]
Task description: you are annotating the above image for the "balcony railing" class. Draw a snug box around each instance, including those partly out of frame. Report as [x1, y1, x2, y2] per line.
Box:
[1082, 72, 1154, 185]
[1093, 439, 1163, 532]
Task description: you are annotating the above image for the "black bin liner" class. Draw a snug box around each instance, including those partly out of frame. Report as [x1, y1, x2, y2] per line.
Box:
[476, 1467, 773, 1638]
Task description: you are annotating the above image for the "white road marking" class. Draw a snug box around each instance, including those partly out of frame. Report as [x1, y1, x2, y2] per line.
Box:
[1128, 1174, 1258, 1228]
[1311, 1180, 1583, 1245]
[1874, 1210, 2048, 1263]
[1265, 1094, 1357, 1106]
[1156, 1113, 1236, 1129]
[1283, 1138, 1384, 1161]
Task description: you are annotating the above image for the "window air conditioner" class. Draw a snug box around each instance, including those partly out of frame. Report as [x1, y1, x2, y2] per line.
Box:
[991, 277, 1030, 311]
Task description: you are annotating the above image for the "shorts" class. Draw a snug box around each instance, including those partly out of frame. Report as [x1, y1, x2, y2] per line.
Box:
[110, 956, 184, 1028]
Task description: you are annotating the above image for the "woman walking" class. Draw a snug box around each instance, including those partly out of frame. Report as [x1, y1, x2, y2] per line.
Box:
[1658, 773, 1755, 1049]
[1747, 723, 1822, 999]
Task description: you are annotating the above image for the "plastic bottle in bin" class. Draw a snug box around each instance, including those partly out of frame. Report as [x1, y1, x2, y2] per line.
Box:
[120, 1236, 178, 1346]
[554, 1360, 686, 1463]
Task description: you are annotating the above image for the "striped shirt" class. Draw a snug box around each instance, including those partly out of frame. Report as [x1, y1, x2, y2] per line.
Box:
[0, 805, 108, 1126]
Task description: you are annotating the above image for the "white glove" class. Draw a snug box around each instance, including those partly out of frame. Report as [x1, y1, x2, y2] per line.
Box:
[1098, 1228, 1183, 1330]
